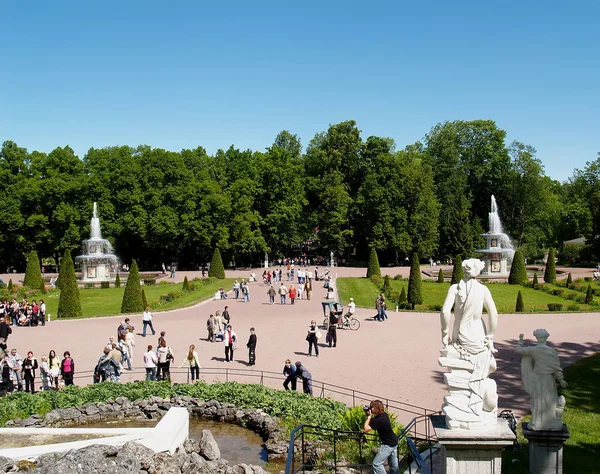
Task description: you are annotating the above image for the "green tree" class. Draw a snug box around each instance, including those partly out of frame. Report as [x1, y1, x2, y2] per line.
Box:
[451, 256, 464, 284]
[57, 250, 82, 318]
[398, 287, 407, 304]
[508, 250, 528, 285]
[7, 279, 13, 291]
[183, 276, 191, 292]
[533, 272, 539, 288]
[24, 250, 45, 293]
[437, 268, 444, 283]
[516, 291, 524, 312]
[383, 275, 391, 294]
[121, 259, 144, 314]
[114, 273, 121, 288]
[208, 248, 225, 279]
[566, 273, 573, 287]
[585, 285, 594, 304]
[142, 288, 148, 309]
[367, 248, 381, 278]
[544, 248, 557, 283]
[407, 253, 423, 310]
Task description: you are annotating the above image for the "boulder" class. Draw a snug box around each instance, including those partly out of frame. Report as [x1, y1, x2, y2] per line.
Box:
[0, 456, 15, 472]
[183, 438, 200, 454]
[199, 430, 221, 461]
[152, 452, 182, 474]
[181, 452, 208, 474]
[117, 442, 155, 471]
[43, 411, 60, 425]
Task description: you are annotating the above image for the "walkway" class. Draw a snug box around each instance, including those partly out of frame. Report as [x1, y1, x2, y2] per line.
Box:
[5, 267, 600, 425]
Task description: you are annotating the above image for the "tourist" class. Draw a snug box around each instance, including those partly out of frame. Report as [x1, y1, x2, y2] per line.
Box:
[156, 340, 174, 382]
[223, 325, 237, 363]
[22, 351, 38, 393]
[1, 354, 13, 393]
[222, 306, 231, 329]
[109, 344, 123, 382]
[158, 331, 166, 347]
[119, 336, 132, 371]
[206, 314, 216, 342]
[48, 350, 61, 389]
[214, 310, 224, 336]
[379, 294, 388, 321]
[267, 284, 276, 305]
[181, 344, 201, 381]
[142, 306, 155, 337]
[143, 345, 157, 381]
[305, 280, 313, 300]
[289, 284, 297, 305]
[282, 359, 296, 391]
[246, 328, 257, 366]
[125, 327, 135, 360]
[39, 355, 52, 390]
[279, 283, 288, 305]
[233, 280, 240, 299]
[344, 297, 356, 324]
[60, 351, 75, 386]
[298, 281, 305, 300]
[295, 361, 312, 396]
[39, 299, 46, 326]
[106, 336, 116, 350]
[95, 348, 120, 383]
[219, 287, 228, 300]
[306, 321, 319, 357]
[241, 281, 250, 302]
[8, 348, 23, 391]
[362, 400, 399, 474]
[0, 316, 12, 352]
[327, 311, 338, 348]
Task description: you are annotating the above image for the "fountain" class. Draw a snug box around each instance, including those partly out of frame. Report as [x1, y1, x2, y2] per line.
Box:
[476, 195, 514, 276]
[76, 203, 118, 282]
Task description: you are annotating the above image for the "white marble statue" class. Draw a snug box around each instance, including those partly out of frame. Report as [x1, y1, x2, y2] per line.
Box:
[439, 258, 499, 430]
[515, 329, 567, 431]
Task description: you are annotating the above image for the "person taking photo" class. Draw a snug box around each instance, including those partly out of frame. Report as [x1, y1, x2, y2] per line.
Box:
[362, 399, 399, 474]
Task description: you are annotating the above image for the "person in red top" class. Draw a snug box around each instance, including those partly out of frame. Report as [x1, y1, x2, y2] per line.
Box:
[289, 284, 297, 305]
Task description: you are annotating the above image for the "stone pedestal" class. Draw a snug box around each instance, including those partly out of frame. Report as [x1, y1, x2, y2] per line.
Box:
[522, 423, 570, 474]
[432, 415, 515, 474]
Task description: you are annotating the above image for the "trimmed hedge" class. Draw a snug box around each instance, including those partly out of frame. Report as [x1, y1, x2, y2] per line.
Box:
[407, 253, 423, 310]
[121, 259, 144, 314]
[208, 248, 225, 279]
[366, 248, 381, 278]
[451, 256, 464, 285]
[437, 268, 444, 283]
[508, 250, 528, 285]
[114, 273, 121, 288]
[24, 250, 45, 293]
[515, 290, 524, 312]
[544, 248, 557, 283]
[57, 250, 82, 318]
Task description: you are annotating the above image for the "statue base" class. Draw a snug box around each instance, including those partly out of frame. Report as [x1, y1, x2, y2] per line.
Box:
[432, 414, 515, 474]
[522, 423, 570, 474]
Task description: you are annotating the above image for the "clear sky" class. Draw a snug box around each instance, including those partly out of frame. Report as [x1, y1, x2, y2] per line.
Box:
[1, 1, 598, 181]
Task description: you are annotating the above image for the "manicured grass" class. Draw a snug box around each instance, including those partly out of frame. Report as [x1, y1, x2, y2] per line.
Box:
[336, 277, 597, 313]
[503, 352, 600, 473]
[44, 278, 234, 319]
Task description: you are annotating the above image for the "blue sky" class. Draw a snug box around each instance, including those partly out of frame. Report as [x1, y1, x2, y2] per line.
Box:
[1, 1, 598, 181]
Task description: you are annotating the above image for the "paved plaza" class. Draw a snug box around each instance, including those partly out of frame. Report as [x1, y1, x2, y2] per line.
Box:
[3, 266, 600, 424]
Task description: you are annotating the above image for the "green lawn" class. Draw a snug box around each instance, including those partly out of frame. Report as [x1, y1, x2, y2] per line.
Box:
[336, 277, 596, 313]
[44, 278, 234, 319]
[503, 352, 600, 473]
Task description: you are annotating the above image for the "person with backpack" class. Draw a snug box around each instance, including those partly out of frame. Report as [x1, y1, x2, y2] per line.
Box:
[60, 351, 75, 386]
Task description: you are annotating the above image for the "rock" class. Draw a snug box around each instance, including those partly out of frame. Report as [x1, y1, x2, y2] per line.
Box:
[145, 404, 158, 412]
[199, 429, 221, 461]
[115, 454, 141, 472]
[97, 402, 114, 413]
[181, 452, 208, 474]
[85, 404, 100, 416]
[117, 442, 155, 471]
[56, 407, 82, 420]
[43, 411, 60, 425]
[152, 452, 182, 474]
[183, 438, 200, 454]
[23, 416, 42, 427]
[0, 456, 16, 472]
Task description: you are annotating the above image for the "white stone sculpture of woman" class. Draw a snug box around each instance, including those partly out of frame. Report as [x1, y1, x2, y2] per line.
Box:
[439, 258, 499, 428]
[515, 329, 567, 431]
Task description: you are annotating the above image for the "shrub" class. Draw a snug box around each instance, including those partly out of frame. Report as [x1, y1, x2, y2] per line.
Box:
[566, 273, 573, 287]
[182, 276, 191, 292]
[142, 288, 148, 309]
[407, 253, 423, 310]
[121, 259, 144, 314]
[532, 272, 539, 289]
[508, 250, 528, 285]
[427, 304, 443, 312]
[208, 248, 225, 279]
[24, 250, 45, 293]
[143, 279, 156, 286]
[451, 256, 464, 285]
[84, 283, 95, 289]
[585, 285, 594, 304]
[515, 291, 524, 312]
[437, 269, 444, 283]
[100, 281, 110, 289]
[393, 274, 403, 281]
[544, 248, 557, 284]
[575, 295, 586, 304]
[370, 275, 382, 286]
[398, 287, 407, 304]
[547, 303, 563, 311]
[567, 304, 580, 311]
[57, 250, 82, 318]
[584, 277, 593, 282]
[7, 279, 13, 291]
[552, 289, 564, 296]
[114, 273, 121, 288]
[366, 248, 381, 278]
[382, 275, 391, 293]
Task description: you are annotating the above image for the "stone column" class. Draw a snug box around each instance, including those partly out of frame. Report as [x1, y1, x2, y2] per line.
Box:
[432, 415, 516, 474]
[522, 423, 570, 474]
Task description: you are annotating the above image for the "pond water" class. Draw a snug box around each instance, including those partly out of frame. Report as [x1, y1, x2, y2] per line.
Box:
[85, 418, 271, 468]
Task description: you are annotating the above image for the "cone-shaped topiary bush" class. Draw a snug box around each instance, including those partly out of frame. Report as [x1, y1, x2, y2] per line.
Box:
[183, 276, 191, 292]
[544, 248, 556, 284]
[142, 288, 148, 309]
[398, 287, 407, 304]
[451, 256, 464, 285]
[532, 272, 539, 289]
[382, 275, 391, 293]
[24, 250, 45, 293]
[208, 248, 225, 279]
[407, 253, 423, 310]
[121, 259, 144, 314]
[566, 273, 573, 287]
[585, 285, 594, 304]
[115, 273, 121, 288]
[366, 248, 381, 278]
[57, 250, 82, 318]
[8, 279, 13, 291]
[508, 250, 528, 285]
[516, 290, 524, 312]
[437, 268, 444, 283]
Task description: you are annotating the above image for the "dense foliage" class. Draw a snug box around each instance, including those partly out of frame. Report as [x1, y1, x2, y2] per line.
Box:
[407, 253, 423, 309]
[366, 248, 381, 278]
[544, 248, 557, 283]
[23, 250, 44, 292]
[508, 250, 528, 285]
[1, 121, 597, 270]
[208, 248, 225, 279]
[56, 250, 82, 318]
[121, 259, 144, 314]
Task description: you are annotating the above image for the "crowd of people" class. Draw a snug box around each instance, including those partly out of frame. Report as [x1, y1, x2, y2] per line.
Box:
[0, 298, 47, 327]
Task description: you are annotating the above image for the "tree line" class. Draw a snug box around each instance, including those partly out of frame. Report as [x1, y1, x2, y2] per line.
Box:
[1, 119, 598, 270]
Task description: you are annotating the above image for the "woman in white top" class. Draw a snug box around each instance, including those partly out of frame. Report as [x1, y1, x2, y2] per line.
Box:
[223, 326, 237, 363]
[156, 340, 174, 382]
[180, 344, 201, 381]
[143, 345, 158, 381]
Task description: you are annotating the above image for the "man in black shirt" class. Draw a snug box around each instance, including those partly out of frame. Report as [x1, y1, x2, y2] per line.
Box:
[363, 399, 399, 474]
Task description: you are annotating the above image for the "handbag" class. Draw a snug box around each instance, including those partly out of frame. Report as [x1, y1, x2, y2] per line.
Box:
[325, 333, 330, 344]
[316, 330, 322, 340]
[232, 341, 238, 351]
